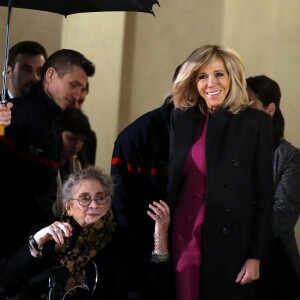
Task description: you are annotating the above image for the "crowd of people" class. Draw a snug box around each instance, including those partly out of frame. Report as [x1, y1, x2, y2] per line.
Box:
[0, 40, 299, 300]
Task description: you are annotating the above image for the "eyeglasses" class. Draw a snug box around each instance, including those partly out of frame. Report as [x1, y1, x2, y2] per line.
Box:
[71, 192, 110, 207]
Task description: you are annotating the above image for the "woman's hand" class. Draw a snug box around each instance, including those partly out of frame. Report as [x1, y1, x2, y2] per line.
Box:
[235, 258, 260, 285]
[147, 200, 170, 237]
[147, 200, 170, 257]
[34, 221, 73, 246]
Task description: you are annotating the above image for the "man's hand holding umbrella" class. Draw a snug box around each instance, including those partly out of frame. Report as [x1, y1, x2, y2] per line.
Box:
[0, 101, 12, 135]
[0, 0, 161, 136]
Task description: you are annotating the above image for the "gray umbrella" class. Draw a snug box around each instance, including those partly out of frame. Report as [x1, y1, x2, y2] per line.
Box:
[0, 0, 160, 134]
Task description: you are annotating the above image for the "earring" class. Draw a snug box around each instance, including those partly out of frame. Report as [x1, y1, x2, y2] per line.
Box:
[66, 207, 72, 216]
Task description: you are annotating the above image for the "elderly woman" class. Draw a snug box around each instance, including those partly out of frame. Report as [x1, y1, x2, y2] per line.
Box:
[0, 166, 116, 299]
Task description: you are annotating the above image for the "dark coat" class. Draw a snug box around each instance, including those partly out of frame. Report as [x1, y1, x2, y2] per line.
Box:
[78, 129, 97, 166]
[0, 233, 108, 299]
[4, 90, 11, 101]
[168, 105, 274, 300]
[0, 82, 62, 260]
[107, 101, 174, 300]
[256, 140, 300, 299]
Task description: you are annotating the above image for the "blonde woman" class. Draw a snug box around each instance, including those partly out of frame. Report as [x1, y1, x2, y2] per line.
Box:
[168, 45, 274, 300]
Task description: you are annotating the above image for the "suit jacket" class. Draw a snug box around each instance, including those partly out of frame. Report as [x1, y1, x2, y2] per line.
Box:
[168, 105, 274, 300]
[4, 90, 11, 101]
[0, 90, 11, 102]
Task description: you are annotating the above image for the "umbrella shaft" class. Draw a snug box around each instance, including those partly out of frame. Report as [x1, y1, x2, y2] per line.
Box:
[1, 0, 12, 104]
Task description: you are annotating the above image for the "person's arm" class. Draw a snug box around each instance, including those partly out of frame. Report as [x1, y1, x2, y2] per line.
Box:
[273, 146, 300, 236]
[147, 200, 170, 263]
[146, 200, 174, 300]
[236, 113, 274, 285]
[30, 221, 73, 257]
[0, 221, 70, 297]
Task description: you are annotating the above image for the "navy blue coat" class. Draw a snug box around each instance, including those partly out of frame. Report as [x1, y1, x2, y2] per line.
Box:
[107, 101, 174, 300]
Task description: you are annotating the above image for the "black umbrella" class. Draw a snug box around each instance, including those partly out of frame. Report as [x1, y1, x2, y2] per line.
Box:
[0, 0, 160, 16]
[0, 0, 160, 134]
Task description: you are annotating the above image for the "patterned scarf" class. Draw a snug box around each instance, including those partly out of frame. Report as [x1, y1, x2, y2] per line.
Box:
[54, 208, 116, 293]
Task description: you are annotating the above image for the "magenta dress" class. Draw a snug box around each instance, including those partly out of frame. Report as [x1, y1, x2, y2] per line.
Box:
[171, 115, 208, 300]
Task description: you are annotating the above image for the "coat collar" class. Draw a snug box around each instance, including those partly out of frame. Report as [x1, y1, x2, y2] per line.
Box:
[171, 105, 231, 184]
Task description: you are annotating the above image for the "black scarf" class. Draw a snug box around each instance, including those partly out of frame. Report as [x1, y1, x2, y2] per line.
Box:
[54, 208, 116, 293]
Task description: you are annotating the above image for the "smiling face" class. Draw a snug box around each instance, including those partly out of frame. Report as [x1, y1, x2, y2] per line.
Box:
[196, 57, 231, 112]
[69, 88, 88, 110]
[65, 179, 111, 227]
[43, 65, 88, 110]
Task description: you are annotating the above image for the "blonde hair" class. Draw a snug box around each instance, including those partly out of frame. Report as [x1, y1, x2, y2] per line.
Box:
[173, 45, 249, 114]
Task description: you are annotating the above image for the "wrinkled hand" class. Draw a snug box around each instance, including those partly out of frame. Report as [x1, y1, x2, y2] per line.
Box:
[235, 258, 260, 285]
[147, 200, 170, 237]
[34, 221, 73, 246]
[0, 102, 13, 126]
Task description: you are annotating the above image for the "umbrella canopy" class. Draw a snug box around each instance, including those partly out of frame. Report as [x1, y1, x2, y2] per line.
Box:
[0, 0, 160, 16]
[0, 0, 161, 135]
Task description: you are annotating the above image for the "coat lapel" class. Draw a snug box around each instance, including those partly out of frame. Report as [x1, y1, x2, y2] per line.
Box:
[169, 106, 201, 212]
[169, 106, 230, 212]
[205, 108, 230, 174]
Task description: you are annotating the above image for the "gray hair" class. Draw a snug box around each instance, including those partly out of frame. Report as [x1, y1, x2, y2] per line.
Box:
[60, 166, 114, 203]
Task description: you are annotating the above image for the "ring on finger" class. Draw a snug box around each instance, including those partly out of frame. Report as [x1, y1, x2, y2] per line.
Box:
[54, 227, 60, 233]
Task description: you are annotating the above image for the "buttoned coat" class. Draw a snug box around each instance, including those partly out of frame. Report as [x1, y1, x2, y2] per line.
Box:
[168, 105, 274, 300]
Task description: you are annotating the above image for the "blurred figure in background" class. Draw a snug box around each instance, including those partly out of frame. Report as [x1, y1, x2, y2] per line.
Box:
[69, 81, 97, 166]
[53, 107, 92, 217]
[107, 65, 181, 300]
[4, 40, 47, 100]
[247, 75, 300, 300]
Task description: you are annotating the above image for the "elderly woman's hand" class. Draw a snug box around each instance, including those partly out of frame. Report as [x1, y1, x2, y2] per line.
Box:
[147, 200, 170, 236]
[34, 221, 73, 246]
[147, 200, 170, 259]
